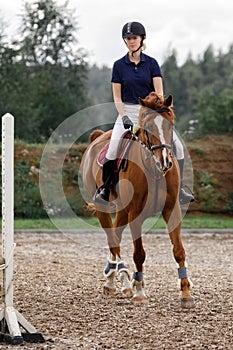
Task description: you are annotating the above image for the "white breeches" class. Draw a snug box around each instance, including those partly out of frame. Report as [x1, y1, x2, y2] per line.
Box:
[106, 104, 184, 160]
[172, 130, 184, 159]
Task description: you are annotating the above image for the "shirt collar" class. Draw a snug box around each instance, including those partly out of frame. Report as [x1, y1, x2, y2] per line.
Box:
[124, 53, 146, 64]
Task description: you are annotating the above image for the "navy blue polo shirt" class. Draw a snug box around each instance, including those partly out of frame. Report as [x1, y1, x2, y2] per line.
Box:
[111, 53, 162, 104]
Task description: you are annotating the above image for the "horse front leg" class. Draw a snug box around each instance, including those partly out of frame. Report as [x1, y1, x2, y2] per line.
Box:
[96, 210, 120, 296]
[103, 252, 118, 295]
[113, 210, 134, 298]
[129, 221, 147, 304]
[163, 203, 195, 309]
[103, 255, 133, 297]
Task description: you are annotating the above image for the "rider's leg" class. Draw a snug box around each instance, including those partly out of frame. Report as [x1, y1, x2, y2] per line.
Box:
[173, 131, 194, 205]
[177, 158, 194, 204]
[94, 115, 125, 203]
[94, 158, 117, 202]
[94, 105, 140, 203]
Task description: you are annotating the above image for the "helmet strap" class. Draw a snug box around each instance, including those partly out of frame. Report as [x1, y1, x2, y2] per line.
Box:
[124, 38, 144, 57]
[132, 38, 144, 57]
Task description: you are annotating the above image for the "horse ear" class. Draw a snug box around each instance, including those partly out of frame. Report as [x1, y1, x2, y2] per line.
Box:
[164, 95, 173, 107]
[138, 97, 145, 106]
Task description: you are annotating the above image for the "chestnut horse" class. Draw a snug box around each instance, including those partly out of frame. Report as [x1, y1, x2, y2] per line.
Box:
[80, 92, 194, 308]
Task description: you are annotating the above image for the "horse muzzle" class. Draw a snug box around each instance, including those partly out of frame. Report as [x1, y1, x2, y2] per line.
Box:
[154, 152, 173, 176]
[154, 156, 173, 175]
[162, 160, 173, 176]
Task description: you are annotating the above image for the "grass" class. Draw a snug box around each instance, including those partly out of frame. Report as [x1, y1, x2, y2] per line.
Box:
[9, 213, 233, 231]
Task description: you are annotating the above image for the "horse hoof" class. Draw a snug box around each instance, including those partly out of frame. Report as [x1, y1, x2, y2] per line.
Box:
[133, 295, 148, 305]
[103, 286, 116, 296]
[122, 288, 134, 298]
[181, 297, 195, 309]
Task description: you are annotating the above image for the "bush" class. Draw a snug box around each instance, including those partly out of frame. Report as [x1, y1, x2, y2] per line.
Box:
[14, 159, 47, 218]
[195, 172, 222, 212]
[225, 192, 233, 215]
[4, 142, 88, 219]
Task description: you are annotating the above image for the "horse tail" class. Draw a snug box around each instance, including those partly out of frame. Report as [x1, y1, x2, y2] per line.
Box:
[86, 202, 96, 215]
[89, 129, 104, 143]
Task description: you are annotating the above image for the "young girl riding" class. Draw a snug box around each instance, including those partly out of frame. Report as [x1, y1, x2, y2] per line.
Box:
[95, 21, 194, 205]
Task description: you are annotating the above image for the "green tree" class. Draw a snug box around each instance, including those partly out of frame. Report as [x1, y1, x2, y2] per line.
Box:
[175, 56, 202, 131]
[198, 45, 218, 86]
[19, 0, 81, 65]
[87, 64, 112, 104]
[0, 45, 41, 141]
[196, 88, 233, 135]
[162, 44, 233, 136]
[0, 0, 91, 141]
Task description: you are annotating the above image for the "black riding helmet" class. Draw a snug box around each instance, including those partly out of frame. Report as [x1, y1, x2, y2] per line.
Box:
[122, 22, 146, 56]
[122, 22, 146, 38]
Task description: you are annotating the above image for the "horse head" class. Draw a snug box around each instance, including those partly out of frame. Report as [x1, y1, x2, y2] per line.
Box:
[138, 92, 175, 175]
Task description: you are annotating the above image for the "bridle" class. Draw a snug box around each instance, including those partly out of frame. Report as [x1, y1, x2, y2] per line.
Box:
[143, 108, 173, 152]
[134, 108, 174, 179]
[144, 129, 172, 152]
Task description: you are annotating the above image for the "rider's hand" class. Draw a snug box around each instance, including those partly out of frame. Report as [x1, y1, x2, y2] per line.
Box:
[122, 115, 133, 130]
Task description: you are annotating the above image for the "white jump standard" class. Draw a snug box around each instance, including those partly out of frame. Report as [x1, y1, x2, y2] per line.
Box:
[0, 114, 45, 345]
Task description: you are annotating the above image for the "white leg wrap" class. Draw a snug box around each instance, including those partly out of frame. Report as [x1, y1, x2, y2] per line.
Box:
[119, 270, 132, 292]
[132, 280, 147, 300]
[104, 271, 116, 290]
[117, 261, 130, 278]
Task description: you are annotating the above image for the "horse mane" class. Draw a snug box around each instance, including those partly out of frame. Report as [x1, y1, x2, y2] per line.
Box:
[138, 92, 175, 125]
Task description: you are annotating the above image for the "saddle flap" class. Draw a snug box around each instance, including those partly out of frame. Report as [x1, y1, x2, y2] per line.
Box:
[97, 143, 109, 166]
[97, 131, 132, 168]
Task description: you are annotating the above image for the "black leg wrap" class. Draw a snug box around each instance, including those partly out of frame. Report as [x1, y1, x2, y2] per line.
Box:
[133, 271, 143, 282]
[117, 262, 127, 272]
[178, 266, 188, 279]
[103, 261, 117, 277]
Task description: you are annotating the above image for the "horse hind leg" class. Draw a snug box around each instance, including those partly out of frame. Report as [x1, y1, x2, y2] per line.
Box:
[130, 225, 148, 304]
[162, 206, 195, 309]
[171, 240, 194, 308]
[132, 272, 147, 305]
[173, 242, 195, 308]
[178, 265, 195, 309]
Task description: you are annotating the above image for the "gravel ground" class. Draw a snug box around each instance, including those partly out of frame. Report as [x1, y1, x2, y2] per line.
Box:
[1, 231, 232, 349]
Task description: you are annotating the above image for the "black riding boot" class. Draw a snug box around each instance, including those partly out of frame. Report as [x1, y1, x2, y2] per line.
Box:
[94, 158, 117, 203]
[177, 159, 195, 205]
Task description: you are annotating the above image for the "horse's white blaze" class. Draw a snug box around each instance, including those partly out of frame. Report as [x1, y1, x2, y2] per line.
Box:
[155, 115, 167, 168]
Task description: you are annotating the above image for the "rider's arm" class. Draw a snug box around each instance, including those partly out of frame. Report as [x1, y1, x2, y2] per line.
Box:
[153, 77, 164, 97]
[112, 82, 125, 117]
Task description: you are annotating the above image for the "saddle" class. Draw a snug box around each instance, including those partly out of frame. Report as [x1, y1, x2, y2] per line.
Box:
[97, 131, 134, 171]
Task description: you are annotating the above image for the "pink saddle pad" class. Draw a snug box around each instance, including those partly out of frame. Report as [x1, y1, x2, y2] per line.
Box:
[97, 131, 132, 167]
[97, 143, 109, 166]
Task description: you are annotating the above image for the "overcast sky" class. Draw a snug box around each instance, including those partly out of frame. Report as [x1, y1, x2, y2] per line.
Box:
[0, 0, 232, 67]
